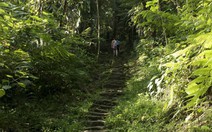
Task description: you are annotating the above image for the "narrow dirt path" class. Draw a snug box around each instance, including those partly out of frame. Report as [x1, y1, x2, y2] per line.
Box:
[83, 59, 126, 132]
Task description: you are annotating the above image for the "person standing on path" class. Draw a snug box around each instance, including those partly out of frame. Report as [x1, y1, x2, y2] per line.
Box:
[111, 38, 118, 56]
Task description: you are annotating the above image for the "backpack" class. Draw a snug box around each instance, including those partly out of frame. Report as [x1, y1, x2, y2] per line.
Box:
[115, 40, 120, 46]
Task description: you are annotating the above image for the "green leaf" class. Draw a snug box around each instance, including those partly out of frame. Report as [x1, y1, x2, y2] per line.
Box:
[200, 126, 211, 130]
[172, 45, 195, 58]
[18, 82, 26, 88]
[16, 71, 27, 76]
[191, 59, 208, 66]
[164, 62, 176, 67]
[2, 79, 9, 83]
[0, 63, 4, 66]
[2, 85, 11, 90]
[197, 50, 212, 59]
[203, 39, 212, 49]
[30, 15, 43, 21]
[0, 8, 5, 14]
[206, 58, 212, 67]
[190, 76, 206, 84]
[185, 82, 200, 95]
[192, 68, 211, 76]
[0, 2, 9, 7]
[185, 97, 199, 108]
[30, 75, 39, 79]
[6, 75, 13, 78]
[0, 89, 5, 97]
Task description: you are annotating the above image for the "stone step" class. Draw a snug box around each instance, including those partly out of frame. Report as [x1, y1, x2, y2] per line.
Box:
[94, 99, 117, 106]
[90, 107, 110, 113]
[99, 96, 118, 100]
[84, 126, 106, 131]
[84, 130, 108, 132]
[100, 92, 123, 97]
[102, 89, 123, 93]
[88, 112, 109, 116]
[84, 64, 126, 132]
[111, 71, 124, 75]
[86, 115, 105, 120]
[86, 120, 105, 126]
[112, 69, 124, 72]
[111, 70, 124, 74]
[104, 82, 125, 87]
[108, 76, 126, 80]
[103, 83, 124, 88]
[106, 79, 126, 84]
[112, 65, 124, 68]
[92, 104, 114, 109]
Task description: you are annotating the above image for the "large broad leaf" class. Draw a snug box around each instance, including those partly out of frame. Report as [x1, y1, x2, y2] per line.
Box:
[0, 8, 5, 14]
[194, 33, 212, 49]
[0, 89, 5, 97]
[0, 2, 9, 7]
[191, 58, 208, 66]
[192, 68, 211, 76]
[164, 62, 176, 68]
[171, 45, 195, 58]
[189, 76, 206, 84]
[185, 96, 199, 108]
[203, 38, 212, 49]
[197, 50, 212, 59]
[185, 82, 200, 96]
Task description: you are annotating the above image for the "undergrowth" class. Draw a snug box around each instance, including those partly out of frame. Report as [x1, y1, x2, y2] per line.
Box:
[0, 90, 95, 131]
[106, 53, 165, 132]
[0, 51, 113, 131]
[105, 42, 212, 131]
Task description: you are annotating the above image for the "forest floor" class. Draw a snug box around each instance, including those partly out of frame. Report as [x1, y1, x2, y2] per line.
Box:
[0, 50, 129, 131]
[0, 49, 211, 132]
[83, 54, 128, 132]
[84, 49, 212, 132]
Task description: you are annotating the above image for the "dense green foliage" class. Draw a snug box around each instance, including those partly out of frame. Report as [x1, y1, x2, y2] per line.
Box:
[0, 0, 211, 131]
[106, 0, 212, 131]
[0, 1, 93, 96]
[0, 0, 97, 131]
[134, 0, 212, 111]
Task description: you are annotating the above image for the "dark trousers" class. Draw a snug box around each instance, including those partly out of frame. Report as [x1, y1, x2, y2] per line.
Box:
[117, 45, 120, 53]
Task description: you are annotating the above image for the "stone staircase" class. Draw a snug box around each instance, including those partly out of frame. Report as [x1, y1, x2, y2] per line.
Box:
[83, 63, 126, 132]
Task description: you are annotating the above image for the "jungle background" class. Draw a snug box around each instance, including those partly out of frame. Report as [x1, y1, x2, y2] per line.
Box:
[0, 0, 211, 131]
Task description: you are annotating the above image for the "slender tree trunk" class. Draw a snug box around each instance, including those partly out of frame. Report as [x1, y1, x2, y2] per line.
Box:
[112, 0, 117, 37]
[60, 0, 68, 27]
[89, 0, 95, 37]
[157, 0, 168, 46]
[158, 0, 161, 11]
[171, 0, 180, 13]
[96, 0, 100, 59]
[38, 0, 43, 16]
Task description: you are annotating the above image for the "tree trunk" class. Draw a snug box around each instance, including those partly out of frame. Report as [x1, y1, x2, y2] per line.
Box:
[60, 0, 68, 27]
[96, 0, 100, 59]
[158, 0, 168, 46]
[89, 0, 95, 37]
[158, 0, 161, 11]
[38, 0, 43, 16]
